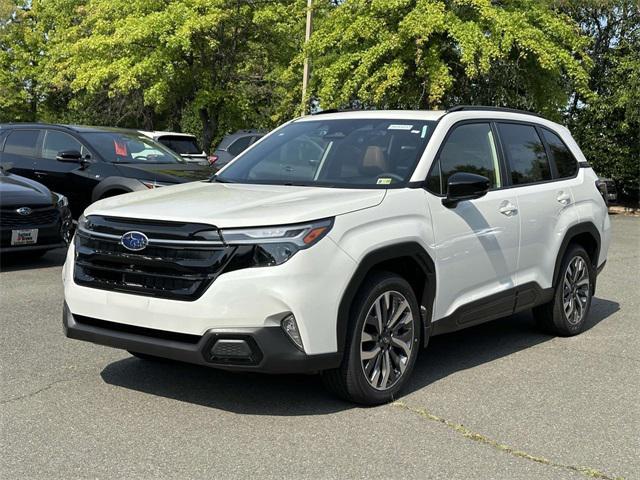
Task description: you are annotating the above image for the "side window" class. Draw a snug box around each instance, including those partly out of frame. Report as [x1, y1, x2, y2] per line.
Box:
[227, 136, 253, 156]
[541, 128, 577, 178]
[497, 123, 551, 185]
[42, 130, 85, 160]
[427, 123, 502, 194]
[4, 130, 40, 157]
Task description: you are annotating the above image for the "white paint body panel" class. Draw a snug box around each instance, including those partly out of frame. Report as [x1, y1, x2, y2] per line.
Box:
[63, 109, 611, 356]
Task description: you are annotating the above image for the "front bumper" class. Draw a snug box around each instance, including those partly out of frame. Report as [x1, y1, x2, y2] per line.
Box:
[63, 303, 340, 373]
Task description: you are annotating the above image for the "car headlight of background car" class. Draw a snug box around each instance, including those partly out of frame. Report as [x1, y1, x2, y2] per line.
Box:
[53, 192, 69, 208]
[221, 218, 333, 266]
[139, 179, 174, 189]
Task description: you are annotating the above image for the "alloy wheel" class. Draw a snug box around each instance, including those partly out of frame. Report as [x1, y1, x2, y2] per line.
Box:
[360, 291, 415, 391]
[562, 256, 590, 325]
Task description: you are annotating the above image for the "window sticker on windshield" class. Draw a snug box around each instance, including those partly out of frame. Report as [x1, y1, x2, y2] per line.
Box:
[388, 124, 413, 130]
[114, 140, 127, 156]
[376, 178, 392, 185]
[420, 125, 428, 138]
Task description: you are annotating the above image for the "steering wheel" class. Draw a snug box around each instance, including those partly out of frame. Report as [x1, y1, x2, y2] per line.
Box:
[377, 173, 404, 183]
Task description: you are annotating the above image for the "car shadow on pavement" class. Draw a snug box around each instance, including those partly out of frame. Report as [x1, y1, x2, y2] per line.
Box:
[404, 297, 620, 395]
[0, 247, 67, 272]
[100, 297, 619, 415]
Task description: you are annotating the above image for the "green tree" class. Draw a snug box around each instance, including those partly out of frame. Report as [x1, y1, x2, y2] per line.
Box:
[304, 0, 592, 119]
[563, 0, 639, 202]
[39, 0, 306, 150]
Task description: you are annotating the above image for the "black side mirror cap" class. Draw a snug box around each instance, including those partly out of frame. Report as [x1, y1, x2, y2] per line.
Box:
[442, 172, 491, 208]
[56, 150, 83, 163]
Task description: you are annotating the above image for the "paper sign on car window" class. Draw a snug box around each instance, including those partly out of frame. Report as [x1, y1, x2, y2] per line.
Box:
[376, 178, 392, 185]
[387, 124, 413, 130]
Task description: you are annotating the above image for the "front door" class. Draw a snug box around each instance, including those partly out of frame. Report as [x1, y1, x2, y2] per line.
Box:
[425, 122, 520, 324]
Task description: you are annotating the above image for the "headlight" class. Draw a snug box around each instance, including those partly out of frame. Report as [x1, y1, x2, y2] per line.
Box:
[140, 179, 173, 189]
[54, 192, 68, 208]
[221, 218, 333, 266]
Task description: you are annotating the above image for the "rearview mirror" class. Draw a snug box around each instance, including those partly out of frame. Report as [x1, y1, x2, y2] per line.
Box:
[442, 172, 490, 208]
[56, 150, 83, 163]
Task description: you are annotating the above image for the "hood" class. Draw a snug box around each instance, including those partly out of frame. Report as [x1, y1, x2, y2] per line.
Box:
[0, 173, 53, 207]
[85, 181, 386, 228]
[115, 162, 214, 183]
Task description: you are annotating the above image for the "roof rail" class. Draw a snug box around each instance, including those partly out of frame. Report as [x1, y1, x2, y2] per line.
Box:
[446, 105, 542, 118]
[311, 108, 343, 115]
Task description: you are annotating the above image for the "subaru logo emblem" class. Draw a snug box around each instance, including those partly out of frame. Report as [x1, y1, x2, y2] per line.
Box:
[16, 207, 32, 216]
[120, 231, 149, 251]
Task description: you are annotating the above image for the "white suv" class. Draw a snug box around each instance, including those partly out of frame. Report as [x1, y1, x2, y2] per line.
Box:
[63, 107, 611, 405]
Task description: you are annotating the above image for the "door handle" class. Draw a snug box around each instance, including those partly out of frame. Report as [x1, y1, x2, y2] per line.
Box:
[499, 200, 518, 217]
[557, 191, 571, 205]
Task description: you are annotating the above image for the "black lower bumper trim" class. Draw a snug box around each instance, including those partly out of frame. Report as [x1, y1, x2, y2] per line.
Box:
[63, 303, 341, 374]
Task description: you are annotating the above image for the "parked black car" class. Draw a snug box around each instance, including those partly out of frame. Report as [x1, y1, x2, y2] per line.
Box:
[0, 166, 72, 258]
[0, 124, 215, 217]
[210, 130, 264, 169]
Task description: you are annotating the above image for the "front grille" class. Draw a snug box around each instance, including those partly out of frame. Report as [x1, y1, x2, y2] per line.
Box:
[74, 216, 234, 301]
[0, 206, 59, 229]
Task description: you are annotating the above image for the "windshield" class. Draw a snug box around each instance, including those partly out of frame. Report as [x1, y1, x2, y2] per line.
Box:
[83, 132, 186, 164]
[158, 135, 202, 155]
[216, 118, 436, 188]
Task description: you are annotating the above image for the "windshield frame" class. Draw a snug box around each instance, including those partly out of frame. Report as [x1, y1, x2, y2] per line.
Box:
[215, 117, 438, 189]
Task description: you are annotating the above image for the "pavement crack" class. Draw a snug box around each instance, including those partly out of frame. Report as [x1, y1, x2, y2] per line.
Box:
[392, 401, 624, 480]
[0, 373, 91, 405]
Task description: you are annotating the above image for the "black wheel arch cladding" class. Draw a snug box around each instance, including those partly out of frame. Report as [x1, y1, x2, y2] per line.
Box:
[337, 242, 436, 354]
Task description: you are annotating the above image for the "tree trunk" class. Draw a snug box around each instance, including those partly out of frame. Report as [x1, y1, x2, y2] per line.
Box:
[199, 107, 216, 154]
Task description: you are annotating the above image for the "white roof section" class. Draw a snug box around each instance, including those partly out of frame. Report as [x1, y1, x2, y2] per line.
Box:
[295, 110, 446, 122]
[138, 130, 197, 139]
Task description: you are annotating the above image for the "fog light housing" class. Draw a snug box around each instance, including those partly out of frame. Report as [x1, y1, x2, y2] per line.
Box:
[281, 314, 304, 351]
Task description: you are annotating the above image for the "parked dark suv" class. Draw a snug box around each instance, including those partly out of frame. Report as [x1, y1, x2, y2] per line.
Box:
[210, 130, 264, 169]
[0, 124, 214, 217]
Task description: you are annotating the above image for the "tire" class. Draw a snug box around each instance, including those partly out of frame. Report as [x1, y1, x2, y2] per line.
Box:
[322, 272, 421, 405]
[533, 244, 594, 336]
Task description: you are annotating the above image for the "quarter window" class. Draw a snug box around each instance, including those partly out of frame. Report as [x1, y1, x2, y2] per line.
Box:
[428, 123, 501, 194]
[498, 123, 551, 185]
[42, 130, 86, 160]
[541, 129, 577, 178]
[227, 136, 253, 156]
[4, 130, 40, 157]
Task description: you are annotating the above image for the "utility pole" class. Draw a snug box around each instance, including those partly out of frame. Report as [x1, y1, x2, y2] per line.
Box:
[301, 0, 313, 115]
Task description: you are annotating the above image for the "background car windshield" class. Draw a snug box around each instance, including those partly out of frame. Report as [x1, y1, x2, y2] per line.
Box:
[217, 119, 436, 188]
[84, 132, 186, 164]
[158, 136, 202, 155]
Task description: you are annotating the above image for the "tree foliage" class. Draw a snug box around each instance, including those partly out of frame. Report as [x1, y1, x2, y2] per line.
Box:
[305, 0, 592, 118]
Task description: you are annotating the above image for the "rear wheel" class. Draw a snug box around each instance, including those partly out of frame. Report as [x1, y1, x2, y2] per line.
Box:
[533, 244, 594, 336]
[322, 272, 421, 405]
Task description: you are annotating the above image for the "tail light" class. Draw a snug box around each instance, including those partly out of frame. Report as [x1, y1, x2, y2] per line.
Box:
[595, 180, 608, 206]
[208, 155, 218, 165]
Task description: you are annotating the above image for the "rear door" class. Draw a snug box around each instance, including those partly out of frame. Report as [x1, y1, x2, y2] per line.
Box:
[496, 122, 580, 291]
[1, 129, 43, 179]
[426, 122, 520, 324]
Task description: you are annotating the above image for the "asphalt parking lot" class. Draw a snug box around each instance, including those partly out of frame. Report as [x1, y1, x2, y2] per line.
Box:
[1, 215, 638, 480]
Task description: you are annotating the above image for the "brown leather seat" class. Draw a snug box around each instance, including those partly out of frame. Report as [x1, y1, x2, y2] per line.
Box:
[360, 146, 388, 173]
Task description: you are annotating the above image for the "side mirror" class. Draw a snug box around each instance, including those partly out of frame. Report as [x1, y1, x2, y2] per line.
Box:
[56, 150, 83, 163]
[442, 172, 491, 208]
[0, 162, 14, 172]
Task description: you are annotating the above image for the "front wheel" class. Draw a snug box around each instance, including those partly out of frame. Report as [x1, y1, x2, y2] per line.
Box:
[322, 272, 421, 405]
[533, 244, 594, 336]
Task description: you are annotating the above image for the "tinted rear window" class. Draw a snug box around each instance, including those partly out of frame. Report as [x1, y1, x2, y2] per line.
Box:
[541, 129, 577, 178]
[497, 123, 551, 185]
[4, 130, 39, 156]
[158, 136, 202, 155]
